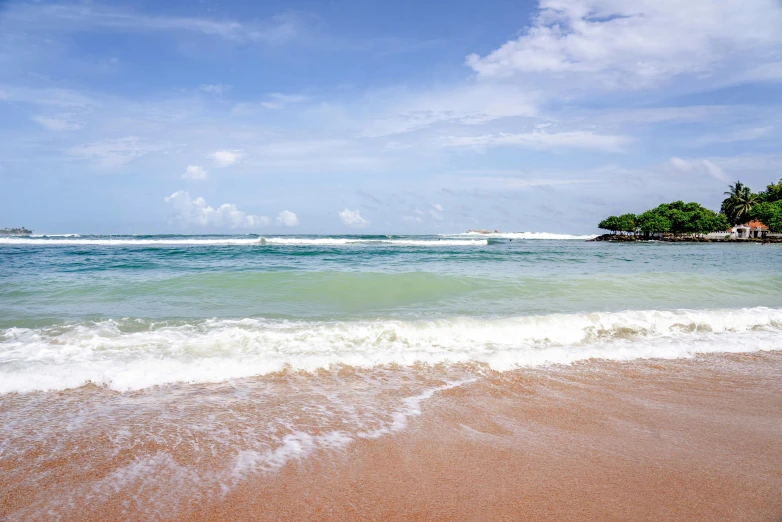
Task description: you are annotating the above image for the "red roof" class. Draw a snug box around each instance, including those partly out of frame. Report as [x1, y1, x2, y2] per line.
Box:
[746, 220, 767, 229]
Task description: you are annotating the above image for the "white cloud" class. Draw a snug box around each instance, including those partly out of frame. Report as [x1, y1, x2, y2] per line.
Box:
[696, 154, 782, 173]
[8, 3, 300, 44]
[441, 131, 628, 152]
[199, 84, 228, 94]
[402, 215, 422, 224]
[209, 150, 243, 167]
[0, 87, 96, 108]
[67, 137, 159, 167]
[669, 157, 694, 172]
[361, 83, 538, 137]
[455, 175, 598, 191]
[466, 0, 782, 88]
[182, 165, 208, 180]
[694, 126, 775, 145]
[276, 210, 298, 227]
[429, 203, 444, 221]
[260, 93, 309, 110]
[338, 209, 370, 228]
[32, 115, 82, 131]
[668, 157, 729, 181]
[164, 190, 269, 228]
[236, 139, 387, 172]
[702, 160, 728, 182]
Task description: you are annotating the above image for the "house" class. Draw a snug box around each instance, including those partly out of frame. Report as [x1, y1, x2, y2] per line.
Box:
[732, 220, 768, 239]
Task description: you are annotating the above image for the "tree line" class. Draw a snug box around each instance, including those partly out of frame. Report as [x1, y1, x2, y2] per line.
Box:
[598, 179, 782, 236]
[0, 227, 33, 235]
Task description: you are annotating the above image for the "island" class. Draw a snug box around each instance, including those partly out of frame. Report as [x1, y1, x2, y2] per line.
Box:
[592, 179, 782, 242]
[0, 227, 33, 236]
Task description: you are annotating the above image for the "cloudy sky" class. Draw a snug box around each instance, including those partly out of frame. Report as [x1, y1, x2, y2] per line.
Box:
[1, 0, 781, 234]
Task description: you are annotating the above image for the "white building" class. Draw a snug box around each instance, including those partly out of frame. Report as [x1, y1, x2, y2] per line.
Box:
[731, 220, 768, 239]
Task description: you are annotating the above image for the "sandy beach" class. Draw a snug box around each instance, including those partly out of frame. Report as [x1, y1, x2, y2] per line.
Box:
[3, 351, 781, 521]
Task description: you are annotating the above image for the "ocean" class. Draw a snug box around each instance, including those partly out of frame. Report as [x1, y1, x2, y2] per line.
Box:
[2, 234, 781, 520]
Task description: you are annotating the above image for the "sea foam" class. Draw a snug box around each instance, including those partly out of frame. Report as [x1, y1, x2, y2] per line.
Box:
[0, 237, 262, 246]
[449, 231, 597, 240]
[1, 307, 779, 393]
[258, 237, 487, 246]
[0, 237, 488, 247]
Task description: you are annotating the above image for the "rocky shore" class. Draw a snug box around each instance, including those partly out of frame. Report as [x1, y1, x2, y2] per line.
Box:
[589, 234, 782, 243]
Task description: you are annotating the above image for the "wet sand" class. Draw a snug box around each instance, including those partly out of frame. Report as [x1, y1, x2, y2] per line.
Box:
[3, 352, 782, 521]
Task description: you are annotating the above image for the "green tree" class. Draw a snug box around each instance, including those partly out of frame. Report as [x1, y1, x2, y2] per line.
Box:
[688, 207, 730, 235]
[749, 201, 782, 233]
[668, 208, 690, 235]
[617, 213, 637, 234]
[598, 216, 622, 234]
[721, 181, 758, 225]
[636, 210, 671, 237]
[599, 199, 734, 239]
[763, 179, 782, 203]
[639, 201, 727, 236]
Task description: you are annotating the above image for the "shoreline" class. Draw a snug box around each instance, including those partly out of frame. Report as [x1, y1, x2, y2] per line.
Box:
[189, 352, 782, 521]
[589, 233, 782, 243]
[3, 351, 781, 521]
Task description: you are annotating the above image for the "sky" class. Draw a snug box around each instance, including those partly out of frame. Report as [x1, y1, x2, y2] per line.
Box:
[0, 0, 781, 234]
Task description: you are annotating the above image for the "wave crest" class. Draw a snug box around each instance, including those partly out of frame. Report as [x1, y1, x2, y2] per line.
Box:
[449, 231, 597, 240]
[1, 307, 779, 393]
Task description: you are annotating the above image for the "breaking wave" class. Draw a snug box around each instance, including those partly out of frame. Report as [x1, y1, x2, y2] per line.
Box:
[1, 307, 779, 393]
[258, 237, 487, 246]
[0, 237, 261, 246]
[1, 236, 488, 247]
[449, 231, 597, 240]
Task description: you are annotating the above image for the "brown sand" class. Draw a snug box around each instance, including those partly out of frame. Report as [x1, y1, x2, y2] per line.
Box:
[3, 352, 782, 521]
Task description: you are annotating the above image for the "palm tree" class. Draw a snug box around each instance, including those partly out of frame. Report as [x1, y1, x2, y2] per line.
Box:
[727, 186, 758, 225]
[724, 181, 746, 200]
[722, 181, 742, 224]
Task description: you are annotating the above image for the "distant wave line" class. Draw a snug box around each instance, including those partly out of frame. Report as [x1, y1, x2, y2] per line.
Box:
[0, 236, 488, 247]
[447, 232, 596, 240]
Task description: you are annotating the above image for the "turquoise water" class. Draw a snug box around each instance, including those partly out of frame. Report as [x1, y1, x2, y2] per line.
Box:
[1, 234, 781, 392]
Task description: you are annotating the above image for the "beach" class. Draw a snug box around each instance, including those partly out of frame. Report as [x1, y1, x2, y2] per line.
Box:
[1, 235, 781, 520]
[201, 353, 782, 522]
[3, 352, 781, 521]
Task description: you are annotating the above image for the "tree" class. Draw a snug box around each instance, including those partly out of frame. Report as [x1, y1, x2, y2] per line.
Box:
[721, 181, 758, 225]
[634, 201, 727, 236]
[749, 201, 782, 233]
[668, 208, 690, 235]
[688, 207, 730, 235]
[762, 179, 782, 203]
[598, 216, 622, 234]
[636, 210, 671, 237]
[597, 195, 748, 239]
[618, 213, 637, 234]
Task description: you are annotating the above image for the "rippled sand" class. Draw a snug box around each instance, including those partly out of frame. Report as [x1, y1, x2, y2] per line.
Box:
[2, 352, 781, 521]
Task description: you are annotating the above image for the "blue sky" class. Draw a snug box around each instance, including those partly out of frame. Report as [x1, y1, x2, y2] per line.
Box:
[1, 0, 781, 234]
